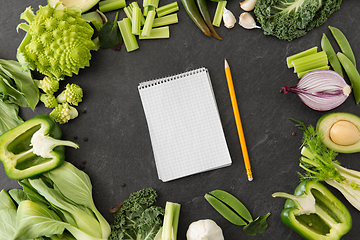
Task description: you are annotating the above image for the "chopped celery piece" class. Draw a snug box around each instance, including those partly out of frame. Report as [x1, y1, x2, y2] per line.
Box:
[141, 10, 156, 37]
[139, 26, 170, 39]
[286, 46, 318, 68]
[213, 1, 227, 27]
[143, 0, 159, 8]
[159, 202, 181, 240]
[118, 18, 139, 52]
[131, 2, 145, 25]
[123, 5, 133, 20]
[156, 2, 179, 17]
[143, 6, 155, 16]
[132, 4, 141, 35]
[297, 66, 330, 78]
[99, 0, 126, 13]
[292, 51, 328, 73]
[152, 13, 178, 28]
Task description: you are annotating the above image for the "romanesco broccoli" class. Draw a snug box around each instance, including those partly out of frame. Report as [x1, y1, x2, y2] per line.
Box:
[34, 76, 59, 94]
[50, 102, 78, 124]
[16, 4, 95, 79]
[57, 83, 83, 106]
[254, 0, 342, 41]
[40, 93, 58, 108]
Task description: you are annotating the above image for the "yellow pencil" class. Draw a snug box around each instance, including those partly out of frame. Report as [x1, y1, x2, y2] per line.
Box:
[224, 59, 253, 181]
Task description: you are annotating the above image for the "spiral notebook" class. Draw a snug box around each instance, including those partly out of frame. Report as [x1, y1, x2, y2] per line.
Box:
[138, 67, 232, 182]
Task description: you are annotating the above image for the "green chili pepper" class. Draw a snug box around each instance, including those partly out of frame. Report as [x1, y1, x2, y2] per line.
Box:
[337, 52, 360, 104]
[273, 180, 352, 240]
[195, 0, 222, 40]
[321, 33, 343, 77]
[0, 114, 79, 179]
[329, 26, 356, 67]
[181, 0, 211, 37]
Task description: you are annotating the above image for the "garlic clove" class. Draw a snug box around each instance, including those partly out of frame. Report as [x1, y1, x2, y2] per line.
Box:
[239, 12, 261, 29]
[239, 0, 258, 11]
[223, 8, 236, 29]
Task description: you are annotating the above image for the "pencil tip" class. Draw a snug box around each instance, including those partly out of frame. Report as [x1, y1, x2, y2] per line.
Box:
[224, 59, 229, 68]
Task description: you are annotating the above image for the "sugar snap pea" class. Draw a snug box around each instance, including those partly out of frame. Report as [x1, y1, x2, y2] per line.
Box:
[208, 189, 253, 222]
[321, 33, 343, 77]
[204, 193, 247, 226]
[329, 26, 356, 67]
[337, 52, 360, 104]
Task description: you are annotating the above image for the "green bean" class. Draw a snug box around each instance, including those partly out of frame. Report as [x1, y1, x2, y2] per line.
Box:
[321, 33, 343, 77]
[337, 52, 360, 104]
[209, 190, 253, 222]
[204, 193, 247, 226]
[329, 26, 356, 67]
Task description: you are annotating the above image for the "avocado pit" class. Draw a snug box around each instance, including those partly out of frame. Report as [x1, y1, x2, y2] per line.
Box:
[330, 120, 360, 146]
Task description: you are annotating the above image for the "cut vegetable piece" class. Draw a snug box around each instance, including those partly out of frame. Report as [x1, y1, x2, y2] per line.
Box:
[321, 34, 343, 77]
[99, 0, 126, 12]
[213, 1, 227, 27]
[139, 26, 170, 39]
[141, 10, 156, 37]
[132, 4, 142, 35]
[292, 51, 328, 74]
[297, 66, 329, 79]
[123, 5, 133, 20]
[153, 13, 178, 28]
[143, 0, 160, 7]
[286, 47, 318, 68]
[118, 18, 139, 52]
[156, 2, 179, 17]
[131, 2, 145, 25]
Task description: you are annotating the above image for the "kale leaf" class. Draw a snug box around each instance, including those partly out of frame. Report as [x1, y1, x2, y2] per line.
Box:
[254, 0, 343, 41]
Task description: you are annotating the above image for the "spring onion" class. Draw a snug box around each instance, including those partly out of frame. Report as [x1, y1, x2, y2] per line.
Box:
[99, 0, 126, 12]
[152, 13, 178, 28]
[118, 18, 139, 52]
[281, 70, 351, 111]
[212, 1, 227, 27]
[156, 2, 179, 17]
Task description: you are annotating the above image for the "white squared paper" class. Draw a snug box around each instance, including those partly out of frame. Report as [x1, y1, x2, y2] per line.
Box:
[138, 67, 232, 182]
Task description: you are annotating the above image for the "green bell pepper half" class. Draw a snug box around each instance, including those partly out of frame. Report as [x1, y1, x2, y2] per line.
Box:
[273, 180, 352, 240]
[0, 114, 78, 179]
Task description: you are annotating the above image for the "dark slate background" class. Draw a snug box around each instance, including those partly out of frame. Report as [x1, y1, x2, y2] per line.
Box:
[1, 0, 360, 239]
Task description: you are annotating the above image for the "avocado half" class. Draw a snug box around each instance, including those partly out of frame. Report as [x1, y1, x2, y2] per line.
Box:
[317, 112, 360, 153]
[48, 0, 100, 12]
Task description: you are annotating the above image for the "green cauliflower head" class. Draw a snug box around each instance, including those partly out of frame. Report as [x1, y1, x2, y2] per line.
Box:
[17, 4, 95, 79]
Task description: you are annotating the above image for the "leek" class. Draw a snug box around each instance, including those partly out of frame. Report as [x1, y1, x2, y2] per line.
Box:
[287, 46, 319, 68]
[141, 10, 156, 37]
[152, 13, 178, 28]
[99, 0, 126, 13]
[139, 26, 170, 39]
[213, 1, 227, 27]
[156, 2, 179, 17]
[118, 18, 139, 52]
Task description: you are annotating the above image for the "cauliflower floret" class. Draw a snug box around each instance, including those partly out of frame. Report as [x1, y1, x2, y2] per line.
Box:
[57, 83, 83, 106]
[50, 102, 78, 124]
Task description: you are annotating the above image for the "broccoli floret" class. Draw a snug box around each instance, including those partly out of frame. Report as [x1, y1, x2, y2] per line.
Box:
[57, 83, 83, 106]
[254, 0, 343, 41]
[34, 76, 59, 94]
[50, 102, 78, 124]
[16, 5, 95, 79]
[40, 93, 58, 108]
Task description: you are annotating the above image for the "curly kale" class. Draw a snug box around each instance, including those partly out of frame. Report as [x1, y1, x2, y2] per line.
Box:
[109, 188, 165, 240]
[254, 0, 342, 41]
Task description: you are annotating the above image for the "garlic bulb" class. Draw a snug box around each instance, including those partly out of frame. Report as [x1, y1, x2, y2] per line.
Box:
[186, 219, 224, 240]
[223, 8, 236, 29]
[239, 0, 258, 11]
[239, 12, 261, 29]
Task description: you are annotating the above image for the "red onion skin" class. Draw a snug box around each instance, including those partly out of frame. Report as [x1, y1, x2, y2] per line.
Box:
[281, 70, 351, 111]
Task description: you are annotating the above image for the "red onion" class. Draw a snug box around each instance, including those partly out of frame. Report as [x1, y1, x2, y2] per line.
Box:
[281, 70, 351, 111]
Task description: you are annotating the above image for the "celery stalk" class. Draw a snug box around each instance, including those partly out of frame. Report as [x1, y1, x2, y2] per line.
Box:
[141, 10, 156, 37]
[292, 51, 328, 73]
[156, 2, 179, 17]
[131, 2, 145, 25]
[286, 46, 318, 68]
[160, 202, 181, 240]
[123, 6, 133, 20]
[118, 18, 139, 52]
[213, 1, 227, 27]
[143, 6, 155, 17]
[99, 0, 126, 13]
[297, 66, 330, 78]
[132, 4, 141, 35]
[143, 0, 160, 8]
[152, 13, 178, 28]
[139, 26, 170, 39]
